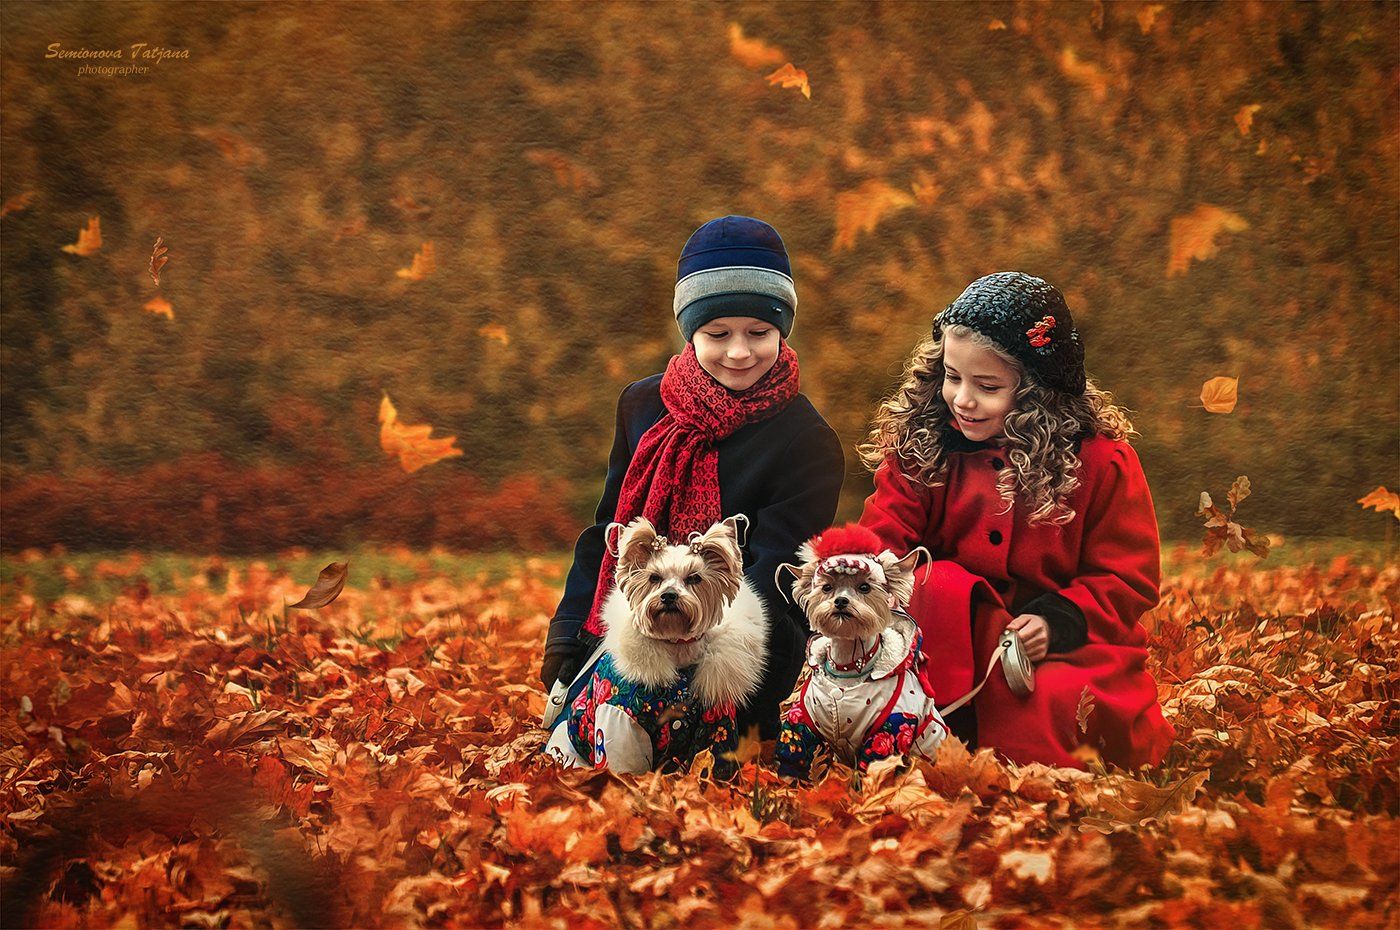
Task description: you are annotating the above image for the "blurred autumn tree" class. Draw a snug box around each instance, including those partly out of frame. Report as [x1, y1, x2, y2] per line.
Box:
[1, 0, 1395, 551]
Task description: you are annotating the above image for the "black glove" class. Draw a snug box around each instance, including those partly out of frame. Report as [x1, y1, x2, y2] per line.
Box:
[539, 644, 577, 690]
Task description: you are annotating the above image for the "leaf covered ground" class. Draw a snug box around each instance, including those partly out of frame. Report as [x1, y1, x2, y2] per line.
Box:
[0, 547, 1395, 928]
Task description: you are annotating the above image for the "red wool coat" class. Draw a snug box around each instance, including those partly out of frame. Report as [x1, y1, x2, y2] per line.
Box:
[859, 433, 1175, 769]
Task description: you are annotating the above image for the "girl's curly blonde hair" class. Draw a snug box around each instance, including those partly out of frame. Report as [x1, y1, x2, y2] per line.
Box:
[856, 324, 1137, 526]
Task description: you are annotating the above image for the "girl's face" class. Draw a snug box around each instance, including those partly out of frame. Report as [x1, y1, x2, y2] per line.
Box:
[941, 331, 1021, 441]
[692, 317, 781, 392]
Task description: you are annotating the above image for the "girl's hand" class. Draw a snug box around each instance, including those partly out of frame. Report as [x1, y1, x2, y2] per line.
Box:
[1005, 614, 1050, 663]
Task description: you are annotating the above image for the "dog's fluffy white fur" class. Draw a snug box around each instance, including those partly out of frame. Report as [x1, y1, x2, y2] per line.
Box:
[599, 516, 768, 710]
[601, 580, 767, 710]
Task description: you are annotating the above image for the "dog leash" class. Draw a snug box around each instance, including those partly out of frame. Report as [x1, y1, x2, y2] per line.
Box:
[936, 628, 1035, 716]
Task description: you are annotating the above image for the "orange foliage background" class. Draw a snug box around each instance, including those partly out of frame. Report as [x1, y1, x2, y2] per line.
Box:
[1, 1, 1398, 550]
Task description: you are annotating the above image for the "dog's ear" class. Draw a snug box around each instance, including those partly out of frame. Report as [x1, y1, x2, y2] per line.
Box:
[617, 517, 661, 572]
[879, 546, 928, 608]
[689, 521, 743, 593]
[789, 561, 820, 611]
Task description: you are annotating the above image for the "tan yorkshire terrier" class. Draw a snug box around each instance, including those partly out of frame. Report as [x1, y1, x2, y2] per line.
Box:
[774, 524, 947, 779]
[543, 515, 768, 776]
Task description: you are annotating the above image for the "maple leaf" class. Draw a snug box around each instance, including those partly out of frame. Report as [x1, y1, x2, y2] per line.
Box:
[1, 190, 35, 217]
[833, 180, 916, 251]
[1199, 376, 1239, 414]
[728, 22, 785, 69]
[1137, 4, 1165, 34]
[478, 323, 511, 346]
[1167, 204, 1248, 277]
[287, 562, 348, 609]
[378, 393, 463, 473]
[396, 242, 435, 281]
[144, 296, 174, 320]
[61, 216, 102, 256]
[1357, 487, 1400, 520]
[1079, 770, 1208, 833]
[149, 236, 169, 285]
[1235, 104, 1261, 136]
[765, 62, 811, 100]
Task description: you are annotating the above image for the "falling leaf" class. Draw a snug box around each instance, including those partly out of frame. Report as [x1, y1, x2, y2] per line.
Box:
[287, 562, 348, 610]
[390, 193, 432, 218]
[766, 62, 811, 100]
[478, 323, 510, 346]
[1137, 4, 1165, 34]
[524, 149, 602, 193]
[193, 127, 267, 167]
[1227, 475, 1251, 510]
[1167, 205, 1248, 277]
[396, 242, 436, 281]
[833, 180, 916, 251]
[149, 237, 169, 285]
[1080, 771, 1209, 833]
[143, 296, 174, 320]
[1199, 376, 1239, 414]
[1, 190, 35, 218]
[379, 392, 463, 473]
[728, 22, 785, 69]
[987, 19, 1007, 30]
[1076, 686, 1095, 735]
[1357, 487, 1400, 520]
[61, 216, 102, 256]
[1235, 104, 1261, 136]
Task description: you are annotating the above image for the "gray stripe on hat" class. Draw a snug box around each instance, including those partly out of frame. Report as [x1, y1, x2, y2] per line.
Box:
[673, 266, 798, 318]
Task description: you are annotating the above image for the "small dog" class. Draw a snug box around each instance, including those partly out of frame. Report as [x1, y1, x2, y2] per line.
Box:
[544, 515, 767, 776]
[775, 524, 947, 779]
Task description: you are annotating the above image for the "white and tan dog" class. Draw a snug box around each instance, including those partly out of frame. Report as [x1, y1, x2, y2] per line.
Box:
[775, 524, 946, 778]
[544, 515, 768, 775]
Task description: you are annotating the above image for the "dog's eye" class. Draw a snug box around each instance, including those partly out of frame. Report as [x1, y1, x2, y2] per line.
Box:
[858, 583, 872, 593]
[685, 573, 701, 586]
[821, 583, 832, 592]
[649, 573, 662, 584]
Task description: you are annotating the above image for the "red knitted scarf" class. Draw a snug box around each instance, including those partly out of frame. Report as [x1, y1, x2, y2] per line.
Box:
[583, 341, 800, 635]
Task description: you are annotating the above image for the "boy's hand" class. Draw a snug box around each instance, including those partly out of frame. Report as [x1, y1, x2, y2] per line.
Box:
[1006, 614, 1050, 663]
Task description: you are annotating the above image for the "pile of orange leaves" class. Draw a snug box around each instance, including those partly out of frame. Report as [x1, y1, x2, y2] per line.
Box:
[1, 549, 1395, 928]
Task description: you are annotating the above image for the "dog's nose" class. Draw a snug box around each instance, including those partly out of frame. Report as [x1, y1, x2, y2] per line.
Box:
[660, 591, 678, 606]
[834, 596, 849, 610]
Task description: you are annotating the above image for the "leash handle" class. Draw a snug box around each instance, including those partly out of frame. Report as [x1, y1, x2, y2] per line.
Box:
[936, 629, 1035, 716]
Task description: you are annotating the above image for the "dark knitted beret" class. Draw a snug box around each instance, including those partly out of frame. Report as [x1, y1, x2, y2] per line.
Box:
[934, 272, 1087, 395]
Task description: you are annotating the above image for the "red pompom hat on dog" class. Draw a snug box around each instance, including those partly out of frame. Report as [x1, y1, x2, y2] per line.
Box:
[799, 523, 888, 582]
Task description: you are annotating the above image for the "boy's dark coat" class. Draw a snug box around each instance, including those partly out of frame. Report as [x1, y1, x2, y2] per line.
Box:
[544, 373, 846, 739]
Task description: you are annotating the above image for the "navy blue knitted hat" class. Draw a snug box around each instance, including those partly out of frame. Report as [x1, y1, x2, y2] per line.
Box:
[674, 216, 797, 341]
[934, 272, 1087, 395]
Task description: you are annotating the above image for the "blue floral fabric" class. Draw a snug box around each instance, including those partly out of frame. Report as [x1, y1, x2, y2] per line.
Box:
[565, 652, 741, 778]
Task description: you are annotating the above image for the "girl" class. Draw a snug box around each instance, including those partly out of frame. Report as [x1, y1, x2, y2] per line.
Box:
[857, 271, 1174, 769]
[540, 215, 845, 745]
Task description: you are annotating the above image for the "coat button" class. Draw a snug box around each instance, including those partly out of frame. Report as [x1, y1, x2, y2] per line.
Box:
[989, 530, 1003, 545]
[991, 457, 1005, 469]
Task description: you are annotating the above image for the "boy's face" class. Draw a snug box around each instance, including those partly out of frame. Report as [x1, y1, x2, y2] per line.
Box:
[941, 331, 1021, 441]
[692, 316, 781, 392]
